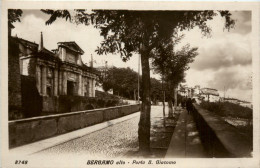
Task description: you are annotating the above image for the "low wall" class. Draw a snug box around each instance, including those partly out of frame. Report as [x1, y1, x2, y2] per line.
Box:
[192, 104, 252, 157]
[9, 104, 140, 148]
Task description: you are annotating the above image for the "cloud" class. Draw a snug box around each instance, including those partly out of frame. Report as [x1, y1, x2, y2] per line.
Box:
[208, 65, 251, 90]
[230, 11, 251, 35]
[190, 33, 251, 71]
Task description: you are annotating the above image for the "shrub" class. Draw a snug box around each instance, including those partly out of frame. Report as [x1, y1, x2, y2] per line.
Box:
[200, 101, 252, 119]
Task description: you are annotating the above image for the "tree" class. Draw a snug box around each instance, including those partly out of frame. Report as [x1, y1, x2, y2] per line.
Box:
[100, 66, 162, 101]
[152, 39, 198, 118]
[151, 37, 182, 117]
[42, 10, 235, 154]
[100, 67, 139, 99]
[8, 9, 23, 36]
[150, 78, 163, 104]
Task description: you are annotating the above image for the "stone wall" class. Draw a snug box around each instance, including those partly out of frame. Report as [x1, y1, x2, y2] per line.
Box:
[21, 75, 43, 118]
[9, 104, 140, 148]
[192, 104, 252, 157]
[8, 38, 22, 120]
[41, 95, 120, 114]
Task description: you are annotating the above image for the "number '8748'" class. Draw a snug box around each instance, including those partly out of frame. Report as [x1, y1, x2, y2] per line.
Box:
[15, 160, 28, 164]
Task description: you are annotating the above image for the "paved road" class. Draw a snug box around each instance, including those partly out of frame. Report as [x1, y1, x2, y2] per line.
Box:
[36, 106, 164, 158]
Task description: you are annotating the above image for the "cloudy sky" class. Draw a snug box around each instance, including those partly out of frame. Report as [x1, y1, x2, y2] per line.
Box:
[12, 10, 252, 102]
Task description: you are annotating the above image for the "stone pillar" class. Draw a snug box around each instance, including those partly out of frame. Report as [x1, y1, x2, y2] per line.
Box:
[78, 74, 82, 96]
[88, 78, 92, 97]
[41, 66, 47, 96]
[92, 79, 95, 97]
[61, 48, 66, 61]
[63, 71, 67, 95]
[58, 70, 63, 95]
[54, 69, 58, 96]
[36, 65, 41, 94]
[82, 77, 85, 96]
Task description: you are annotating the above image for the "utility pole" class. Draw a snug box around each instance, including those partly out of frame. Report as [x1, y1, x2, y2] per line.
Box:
[224, 86, 226, 100]
[134, 89, 136, 101]
[137, 54, 140, 104]
[161, 75, 165, 117]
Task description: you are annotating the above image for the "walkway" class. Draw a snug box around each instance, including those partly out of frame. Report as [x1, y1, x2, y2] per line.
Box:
[165, 108, 207, 158]
[10, 106, 205, 158]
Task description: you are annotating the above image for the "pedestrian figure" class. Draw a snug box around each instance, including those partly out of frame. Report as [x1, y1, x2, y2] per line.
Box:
[186, 98, 193, 114]
[181, 98, 186, 109]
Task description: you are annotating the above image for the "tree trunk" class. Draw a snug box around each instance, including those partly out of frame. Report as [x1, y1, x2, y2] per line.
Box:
[168, 83, 174, 118]
[138, 49, 151, 154]
[168, 95, 174, 118]
[174, 87, 178, 112]
[162, 90, 165, 117]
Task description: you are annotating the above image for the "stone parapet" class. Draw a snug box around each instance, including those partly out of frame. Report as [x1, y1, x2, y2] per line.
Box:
[192, 104, 251, 157]
[9, 104, 140, 148]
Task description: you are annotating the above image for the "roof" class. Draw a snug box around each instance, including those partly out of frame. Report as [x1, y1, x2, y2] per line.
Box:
[57, 41, 84, 54]
[200, 88, 219, 96]
[39, 47, 55, 56]
[179, 88, 186, 92]
[13, 36, 60, 62]
[34, 48, 61, 62]
[224, 98, 238, 101]
[12, 36, 98, 75]
[12, 36, 38, 51]
[201, 87, 218, 91]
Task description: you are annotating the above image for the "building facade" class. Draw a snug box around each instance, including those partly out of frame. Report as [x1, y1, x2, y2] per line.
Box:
[17, 32, 98, 98]
[200, 88, 220, 102]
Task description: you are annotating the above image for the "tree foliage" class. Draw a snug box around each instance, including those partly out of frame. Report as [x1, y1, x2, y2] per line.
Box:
[41, 10, 71, 25]
[100, 66, 163, 101]
[100, 67, 138, 98]
[152, 37, 198, 92]
[8, 9, 23, 29]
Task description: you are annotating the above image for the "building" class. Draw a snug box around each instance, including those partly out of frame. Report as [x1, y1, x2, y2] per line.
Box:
[9, 32, 99, 116]
[17, 32, 98, 98]
[194, 85, 200, 95]
[238, 100, 252, 109]
[178, 84, 194, 98]
[8, 35, 22, 119]
[200, 88, 220, 102]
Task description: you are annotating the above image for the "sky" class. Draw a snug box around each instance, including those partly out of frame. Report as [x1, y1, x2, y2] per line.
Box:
[12, 10, 252, 102]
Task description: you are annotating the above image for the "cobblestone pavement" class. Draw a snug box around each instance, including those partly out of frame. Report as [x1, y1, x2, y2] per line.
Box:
[36, 106, 166, 158]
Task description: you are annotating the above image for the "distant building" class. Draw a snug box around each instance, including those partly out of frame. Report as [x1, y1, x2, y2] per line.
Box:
[194, 85, 200, 95]
[238, 100, 252, 109]
[178, 85, 187, 97]
[200, 88, 220, 102]
[178, 84, 195, 98]
[224, 98, 238, 104]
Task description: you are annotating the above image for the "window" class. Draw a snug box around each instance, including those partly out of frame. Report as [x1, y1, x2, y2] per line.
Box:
[47, 86, 52, 96]
[67, 81, 75, 96]
[84, 84, 89, 97]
